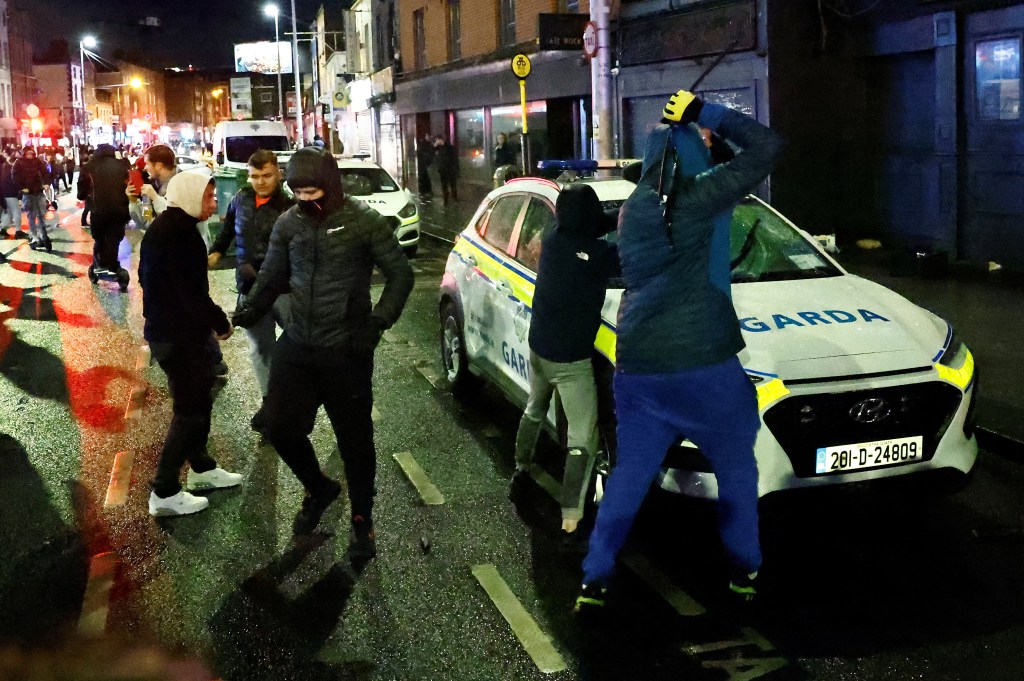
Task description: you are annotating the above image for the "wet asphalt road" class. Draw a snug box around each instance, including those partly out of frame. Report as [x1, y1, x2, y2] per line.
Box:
[0, 197, 1022, 681]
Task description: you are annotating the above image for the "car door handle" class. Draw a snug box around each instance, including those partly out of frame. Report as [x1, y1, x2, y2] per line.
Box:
[496, 279, 513, 295]
[464, 253, 477, 267]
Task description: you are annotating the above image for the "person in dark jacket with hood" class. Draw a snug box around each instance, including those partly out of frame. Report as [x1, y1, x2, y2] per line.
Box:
[513, 183, 619, 539]
[575, 92, 783, 615]
[232, 147, 414, 553]
[139, 172, 242, 518]
[12, 146, 51, 251]
[78, 144, 131, 290]
[1, 153, 24, 239]
[208, 150, 294, 431]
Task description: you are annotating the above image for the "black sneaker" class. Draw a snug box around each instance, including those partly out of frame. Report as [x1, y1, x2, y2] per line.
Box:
[292, 478, 342, 535]
[508, 469, 532, 501]
[115, 268, 130, 292]
[573, 582, 608, 616]
[87, 265, 99, 284]
[250, 403, 268, 434]
[350, 514, 377, 559]
[728, 570, 759, 603]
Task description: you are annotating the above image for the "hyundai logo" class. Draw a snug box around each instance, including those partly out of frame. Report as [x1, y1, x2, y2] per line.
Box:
[849, 397, 892, 424]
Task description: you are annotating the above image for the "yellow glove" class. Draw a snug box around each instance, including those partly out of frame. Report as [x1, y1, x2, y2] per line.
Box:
[662, 89, 703, 124]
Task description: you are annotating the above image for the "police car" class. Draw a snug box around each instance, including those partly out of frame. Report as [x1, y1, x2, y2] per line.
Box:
[336, 157, 420, 256]
[438, 161, 978, 500]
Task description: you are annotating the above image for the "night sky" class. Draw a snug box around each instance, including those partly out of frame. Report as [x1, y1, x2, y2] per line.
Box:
[27, 0, 323, 69]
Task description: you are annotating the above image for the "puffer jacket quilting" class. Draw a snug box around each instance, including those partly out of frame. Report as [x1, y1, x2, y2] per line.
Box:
[245, 197, 414, 348]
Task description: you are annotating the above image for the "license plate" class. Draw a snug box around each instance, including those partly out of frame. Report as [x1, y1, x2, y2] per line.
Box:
[815, 436, 923, 475]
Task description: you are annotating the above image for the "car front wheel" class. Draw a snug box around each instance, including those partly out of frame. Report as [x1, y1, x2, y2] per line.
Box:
[440, 301, 473, 393]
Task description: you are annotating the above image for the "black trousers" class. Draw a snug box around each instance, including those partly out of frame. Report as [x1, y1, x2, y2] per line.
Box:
[265, 334, 376, 518]
[91, 213, 126, 270]
[81, 198, 92, 226]
[439, 172, 458, 202]
[151, 340, 218, 497]
[417, 166, 432, 194]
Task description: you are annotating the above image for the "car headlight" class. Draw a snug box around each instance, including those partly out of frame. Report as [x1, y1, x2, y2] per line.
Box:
[935, 326, 974, 390]
[397, 202, 417, 219]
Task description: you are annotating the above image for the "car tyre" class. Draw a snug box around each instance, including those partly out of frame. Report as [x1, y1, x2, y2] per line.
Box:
[440, 301, 475, 394]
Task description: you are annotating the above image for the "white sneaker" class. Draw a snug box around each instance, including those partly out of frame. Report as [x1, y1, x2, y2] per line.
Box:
[149, 490, 210, 517]
[186, 467, 243, 491]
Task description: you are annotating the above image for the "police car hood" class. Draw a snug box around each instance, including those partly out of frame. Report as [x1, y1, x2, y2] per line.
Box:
[731, 275, 947, 380]
[353, 188, 411, 218]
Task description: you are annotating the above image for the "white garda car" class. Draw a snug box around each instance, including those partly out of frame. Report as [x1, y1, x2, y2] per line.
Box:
[438, 170, 978, 500]
[337, 157, 420, 256]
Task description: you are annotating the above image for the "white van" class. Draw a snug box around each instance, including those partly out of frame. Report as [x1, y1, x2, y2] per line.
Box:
[211, 120, 292, 170]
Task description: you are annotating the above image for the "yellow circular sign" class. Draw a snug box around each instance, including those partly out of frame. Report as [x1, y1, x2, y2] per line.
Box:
[511, 53, 532, 79]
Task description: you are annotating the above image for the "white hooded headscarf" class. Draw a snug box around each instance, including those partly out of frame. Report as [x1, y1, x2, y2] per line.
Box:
[165, 171, 214, 219]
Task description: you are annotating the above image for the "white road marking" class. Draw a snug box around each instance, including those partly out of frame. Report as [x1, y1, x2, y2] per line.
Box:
[416, 364, 443, 388]
[104, 451, 135, 507]
[371, 404, 381, 422]
[470, 564, 567, 674]
[621, 550, 706, 617]
[392, 451, 445, 505]
[77, 552, 118, 637]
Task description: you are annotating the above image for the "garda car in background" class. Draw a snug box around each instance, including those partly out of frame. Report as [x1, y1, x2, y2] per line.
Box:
[336, 157, 420, 256]
[438, 167, 978, 500]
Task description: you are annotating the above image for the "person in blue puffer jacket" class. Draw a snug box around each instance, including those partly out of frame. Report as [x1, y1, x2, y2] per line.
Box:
[575, 90, 784, 614]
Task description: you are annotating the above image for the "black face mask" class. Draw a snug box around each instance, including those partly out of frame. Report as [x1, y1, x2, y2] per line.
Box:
[297, 198, 324, 217]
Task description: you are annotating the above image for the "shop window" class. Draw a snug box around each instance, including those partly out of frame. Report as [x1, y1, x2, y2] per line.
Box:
[499, 0, 516, 47]
[454, 108, 487, 187]
[491, 100, 548, 175]
[414, 9, 426, 71]
[976, 38, 1021, 121]
[448, 0, 461, 61]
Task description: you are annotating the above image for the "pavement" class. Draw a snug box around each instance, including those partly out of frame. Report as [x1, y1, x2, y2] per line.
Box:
[412, 185, 1024, 455]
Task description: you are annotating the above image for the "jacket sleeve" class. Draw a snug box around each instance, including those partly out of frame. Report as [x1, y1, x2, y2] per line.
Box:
[128, 199, 148, 229]
[242, 216, 291, 317]
[210, 195, 237, 255]
[680, 103, 784, 218]
[77, 170, 92, 202]
[367, 212, 414, 327]
[12, 162, 25, 190]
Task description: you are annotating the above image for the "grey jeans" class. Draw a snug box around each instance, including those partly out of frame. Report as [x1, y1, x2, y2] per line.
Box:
[240, 293, 291, 396]
[515, 351, 599, 521]
[1, 197, 21, 232]
[22, 193, 48, 243]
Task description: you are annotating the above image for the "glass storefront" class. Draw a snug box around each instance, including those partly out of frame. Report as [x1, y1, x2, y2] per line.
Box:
[454, 108, 487, 188]
[490, 100, 548, 174]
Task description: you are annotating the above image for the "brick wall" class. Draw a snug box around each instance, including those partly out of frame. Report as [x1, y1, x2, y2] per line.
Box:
[399, 0, 593, 74]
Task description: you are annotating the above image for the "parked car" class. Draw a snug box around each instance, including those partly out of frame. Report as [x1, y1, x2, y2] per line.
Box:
[336, 157, 420, 257]
[438, 172, 978, 500]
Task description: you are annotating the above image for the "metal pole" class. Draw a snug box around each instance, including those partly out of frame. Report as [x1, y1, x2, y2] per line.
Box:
[274, 13, 284, 120]
[590, 0, 613, 161]
[79, 42, 86, 147]
[290, 0, 302, 146]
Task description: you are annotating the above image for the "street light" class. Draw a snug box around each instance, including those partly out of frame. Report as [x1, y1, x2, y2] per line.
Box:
[264, 4, 285, 121]
[79, 35, 97, 148]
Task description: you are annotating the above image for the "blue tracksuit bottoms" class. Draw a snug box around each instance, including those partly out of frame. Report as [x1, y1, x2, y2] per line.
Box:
[582, 355, 762, 584]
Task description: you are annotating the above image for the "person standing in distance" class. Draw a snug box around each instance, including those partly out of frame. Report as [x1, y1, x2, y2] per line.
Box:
[12, 146, 51, 252]
[78, 144, 131, 290]
[575, 90, 784, 613]
[231, 147, 413, 554]
[207, 150, 294, 432]
[139, 172, 243, 517]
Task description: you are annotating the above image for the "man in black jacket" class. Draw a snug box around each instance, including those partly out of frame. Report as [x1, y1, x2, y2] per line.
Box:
[208, 150, 294, 431]
[513, 184, 618, 540]
[1, 153, 25, 240]
[139, 172, 242, 517]
[232, 147, 413, 552]
[78, 144, 131, 290]
[12, 147, 51, 252]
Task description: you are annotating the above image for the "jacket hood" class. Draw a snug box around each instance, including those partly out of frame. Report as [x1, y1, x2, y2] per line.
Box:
[556, 184, 609, 238]
[638, 123, 710, 189]
[285, 147, 345, 214]
[165, 171, 213, 219]
[93, 144, 118, 159]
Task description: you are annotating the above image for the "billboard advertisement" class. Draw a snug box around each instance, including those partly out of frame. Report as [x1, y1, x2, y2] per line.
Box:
[234, 41, 293, 74]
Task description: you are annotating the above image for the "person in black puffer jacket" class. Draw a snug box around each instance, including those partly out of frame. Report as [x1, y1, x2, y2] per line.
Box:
[208, 150, 294, 430]
[12, 147, 51, 251]
[0, 153, 24, 239]
[78, 144, 131, 288]
[513, 184, 618, 539]
[232, 146, 413, 550]
[138, 172, 243, 518]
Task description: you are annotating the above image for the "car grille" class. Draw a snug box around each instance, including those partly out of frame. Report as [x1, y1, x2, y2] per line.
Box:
[763, 381, 963, 477]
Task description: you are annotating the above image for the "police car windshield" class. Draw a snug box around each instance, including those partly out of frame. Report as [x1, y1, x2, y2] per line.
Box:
[730, 199, 841, 283]
[339, 167, 399, 196]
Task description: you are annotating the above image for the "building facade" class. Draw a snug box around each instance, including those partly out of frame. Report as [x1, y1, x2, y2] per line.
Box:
[8, 5, 33, 147]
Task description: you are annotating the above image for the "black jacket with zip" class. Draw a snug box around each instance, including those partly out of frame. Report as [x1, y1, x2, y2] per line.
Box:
[210, 184, 294, 293]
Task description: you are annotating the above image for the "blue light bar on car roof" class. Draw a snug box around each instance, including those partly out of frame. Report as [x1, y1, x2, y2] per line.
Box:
[537, 159, 599, 172]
